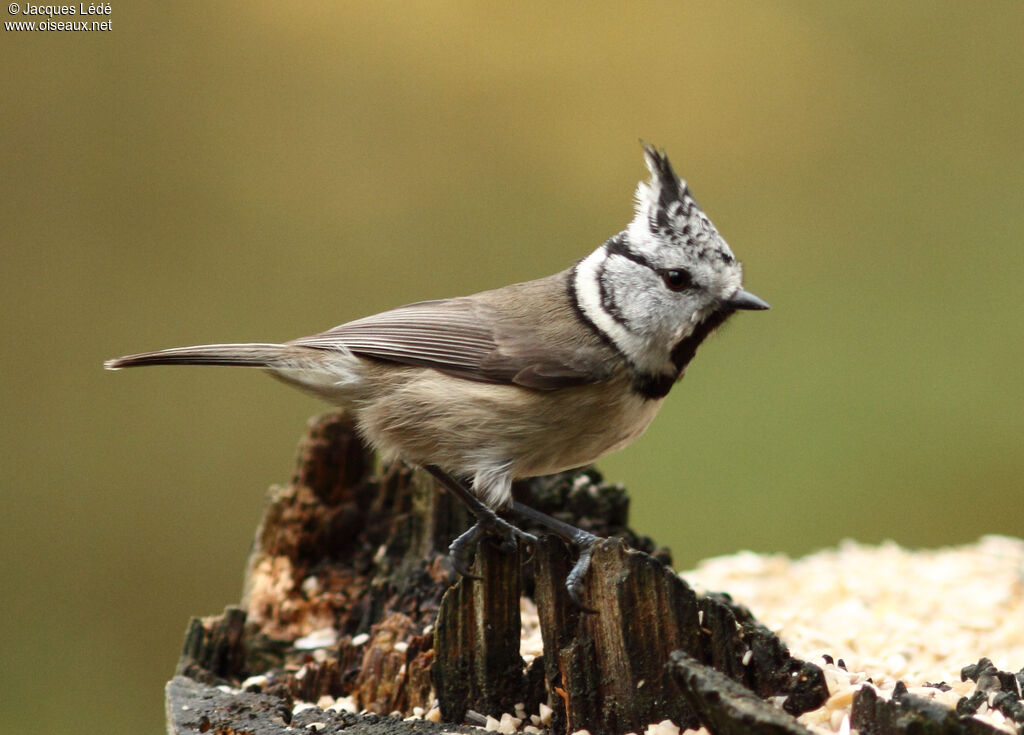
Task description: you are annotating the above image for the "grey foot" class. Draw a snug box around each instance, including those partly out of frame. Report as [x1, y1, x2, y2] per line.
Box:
[448, 512, 538, 578]
[511, 500, 599, 612]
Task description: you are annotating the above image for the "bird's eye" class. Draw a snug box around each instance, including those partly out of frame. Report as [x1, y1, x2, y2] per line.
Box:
[660, 269, 693, 292]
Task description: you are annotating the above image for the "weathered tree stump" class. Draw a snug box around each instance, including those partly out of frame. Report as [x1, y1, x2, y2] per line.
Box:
[165, 411, 829, 735]
[668, 651, 815, 735]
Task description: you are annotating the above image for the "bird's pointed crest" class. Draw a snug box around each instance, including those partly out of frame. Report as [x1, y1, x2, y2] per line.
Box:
[629, 143, 735, 265]
[641, 143, 689, 210]
[636, 142, 697, 230]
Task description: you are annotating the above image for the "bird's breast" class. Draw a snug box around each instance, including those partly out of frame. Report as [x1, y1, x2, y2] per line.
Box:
[352, 364, 666, 481]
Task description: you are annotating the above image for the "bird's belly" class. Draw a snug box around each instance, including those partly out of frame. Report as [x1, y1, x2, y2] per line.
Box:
[354, 366, 666, 480]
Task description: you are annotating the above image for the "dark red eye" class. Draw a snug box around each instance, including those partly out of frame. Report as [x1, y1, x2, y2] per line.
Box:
[660, 268, 693, 291]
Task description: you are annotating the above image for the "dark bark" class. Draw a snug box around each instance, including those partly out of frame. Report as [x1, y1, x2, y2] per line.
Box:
[667, 651, 815, 735]
[851, 682, 1006, 735]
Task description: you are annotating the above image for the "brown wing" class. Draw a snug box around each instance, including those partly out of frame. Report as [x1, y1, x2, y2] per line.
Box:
[289, 287, 610, 390]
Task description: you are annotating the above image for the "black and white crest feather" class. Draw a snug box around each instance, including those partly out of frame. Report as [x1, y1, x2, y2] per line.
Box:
[630, 144, 736, 266]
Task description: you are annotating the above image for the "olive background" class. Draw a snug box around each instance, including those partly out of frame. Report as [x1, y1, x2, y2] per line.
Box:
[2, 3, 1022, 733]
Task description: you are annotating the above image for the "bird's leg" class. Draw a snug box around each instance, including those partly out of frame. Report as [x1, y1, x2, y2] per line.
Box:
[511, 501, 598, 612]
[423, 465, 537, 578]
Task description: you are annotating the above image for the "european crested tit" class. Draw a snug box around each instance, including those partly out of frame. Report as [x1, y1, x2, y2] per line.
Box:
[106, 144, 769, 605]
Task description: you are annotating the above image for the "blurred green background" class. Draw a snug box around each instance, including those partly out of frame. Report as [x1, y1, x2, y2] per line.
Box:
[2, 2, 1022, 732]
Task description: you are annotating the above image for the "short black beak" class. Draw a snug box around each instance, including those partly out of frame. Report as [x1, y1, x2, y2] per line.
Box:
[728, 289, 770, 311]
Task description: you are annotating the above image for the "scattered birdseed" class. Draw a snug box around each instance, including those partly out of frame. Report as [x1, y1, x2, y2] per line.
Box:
[241, 674, 267, 691]
[643, 719, 680, 735]
[683, 536, 1024, 734]
[294, 627, 338, 650]
[537, 702, 554, 726]
[498, 712, 522, 734]
[351, 632, 370, 646]
[327, 696, 358, 714]
[301, 575, 321, 596]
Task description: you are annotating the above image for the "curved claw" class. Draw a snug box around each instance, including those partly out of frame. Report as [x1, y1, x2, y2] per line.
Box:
[507, 523, 538, 546]
[448, 523, 485, 579]
[565, 539, 598, 614]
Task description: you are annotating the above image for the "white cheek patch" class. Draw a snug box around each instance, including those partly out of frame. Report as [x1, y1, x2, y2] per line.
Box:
[573, 249, 673, 377]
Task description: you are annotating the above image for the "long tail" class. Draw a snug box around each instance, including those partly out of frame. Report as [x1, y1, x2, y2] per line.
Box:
[104, 343, 294, 370]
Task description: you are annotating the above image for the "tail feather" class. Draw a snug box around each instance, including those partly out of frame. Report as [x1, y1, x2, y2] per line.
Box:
[104, 343, 291, 370]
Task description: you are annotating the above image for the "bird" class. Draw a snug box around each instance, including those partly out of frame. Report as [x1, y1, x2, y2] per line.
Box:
[105, 144, 769, 607]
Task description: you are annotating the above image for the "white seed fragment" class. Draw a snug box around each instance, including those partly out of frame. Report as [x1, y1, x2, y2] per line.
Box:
[241, 674, 267, 690]
[295, 626, 339, 650]
[328, 696, 358, 713]
[498, 712, 522, 734]
[826, 687, 857, 709]
[829, 707, 847, 731]
[301, 575, 320, 595]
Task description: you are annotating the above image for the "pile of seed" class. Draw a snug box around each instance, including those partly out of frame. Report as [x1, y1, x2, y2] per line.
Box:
[681, 535, 1024, 734]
